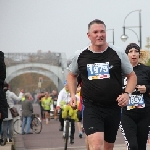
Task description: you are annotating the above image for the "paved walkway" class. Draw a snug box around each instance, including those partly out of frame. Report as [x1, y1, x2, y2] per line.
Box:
[0, 143, 12, 150]
[12, 104, 150, 150]
[13, 119, 150, 150]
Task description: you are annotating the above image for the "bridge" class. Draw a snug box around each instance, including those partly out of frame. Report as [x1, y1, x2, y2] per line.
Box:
[4, 52, 68, 92]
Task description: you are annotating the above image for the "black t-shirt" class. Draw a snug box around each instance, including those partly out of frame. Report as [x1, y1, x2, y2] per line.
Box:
[69, 45, 133, 106]
[51, 95, 58, 106]
[122, 63, 150, 110]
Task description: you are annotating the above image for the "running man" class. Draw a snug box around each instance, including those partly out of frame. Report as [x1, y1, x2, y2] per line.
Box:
[67, 19, 137, 150]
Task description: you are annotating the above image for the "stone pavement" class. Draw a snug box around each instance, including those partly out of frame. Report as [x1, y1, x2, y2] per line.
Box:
[13, 119, 150, 150]
[13, 104, 150, 150]
[0, 143, 12, 150]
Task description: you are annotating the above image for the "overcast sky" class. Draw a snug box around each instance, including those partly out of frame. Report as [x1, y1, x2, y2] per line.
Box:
[0, 0, 150, 59]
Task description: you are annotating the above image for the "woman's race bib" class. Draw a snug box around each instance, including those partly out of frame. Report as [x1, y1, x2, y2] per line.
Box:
[127, 94, 145, 110]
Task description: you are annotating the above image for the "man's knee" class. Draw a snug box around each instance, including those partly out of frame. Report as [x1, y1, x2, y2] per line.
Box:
[104, 141, 114, 150]
[87, 132, 104, 150]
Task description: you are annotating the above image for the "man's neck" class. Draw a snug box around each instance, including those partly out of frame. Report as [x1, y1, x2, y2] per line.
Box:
[90, 43, 108, 52]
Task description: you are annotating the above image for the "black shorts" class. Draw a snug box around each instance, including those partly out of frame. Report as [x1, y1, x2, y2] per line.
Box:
[83, 102, 121, 143]
[77, 110, 82, 122]
[44, 110, 50, 113]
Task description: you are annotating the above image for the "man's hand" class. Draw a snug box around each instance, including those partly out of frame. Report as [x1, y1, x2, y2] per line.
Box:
[69, 95, 77, 109]
[136, 85, 146, 93]
[117, 93, 129, 107]
[56, 106, 60, 111]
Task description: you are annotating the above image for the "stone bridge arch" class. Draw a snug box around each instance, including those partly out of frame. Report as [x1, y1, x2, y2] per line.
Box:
[6, 63, 67, 91]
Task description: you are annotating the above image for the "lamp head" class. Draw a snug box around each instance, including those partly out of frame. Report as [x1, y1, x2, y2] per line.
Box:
[121, 34, 128, 42]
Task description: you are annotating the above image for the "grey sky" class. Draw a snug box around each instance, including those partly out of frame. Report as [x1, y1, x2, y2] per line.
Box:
[0, 0, 149, 59]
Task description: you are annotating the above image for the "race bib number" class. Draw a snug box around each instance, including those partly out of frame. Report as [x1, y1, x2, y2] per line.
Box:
[87, 62, 110, 80]
[127, 94, 145, 110]
[54, 101, 57, 105]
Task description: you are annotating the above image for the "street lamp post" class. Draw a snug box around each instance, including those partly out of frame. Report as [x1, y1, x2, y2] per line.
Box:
[107, 29, 114, 45]
[121, 10, 142, 48]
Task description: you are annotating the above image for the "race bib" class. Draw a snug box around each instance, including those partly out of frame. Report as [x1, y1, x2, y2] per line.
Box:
[87, 62, 110, 80]
[127, 94, 145, 110]
[54, 101, 57, 105]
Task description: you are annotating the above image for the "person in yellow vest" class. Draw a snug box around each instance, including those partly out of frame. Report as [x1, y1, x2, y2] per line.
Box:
[41, 92, 53, 124]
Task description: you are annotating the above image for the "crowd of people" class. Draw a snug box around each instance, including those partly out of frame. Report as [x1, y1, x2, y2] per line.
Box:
[1, 19, 150, 150]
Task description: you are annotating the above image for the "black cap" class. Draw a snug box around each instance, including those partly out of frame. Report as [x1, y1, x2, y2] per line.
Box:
[125, 43, 140, 54]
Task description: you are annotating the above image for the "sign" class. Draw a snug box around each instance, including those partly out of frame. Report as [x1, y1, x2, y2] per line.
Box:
[38, 82, 41, 88]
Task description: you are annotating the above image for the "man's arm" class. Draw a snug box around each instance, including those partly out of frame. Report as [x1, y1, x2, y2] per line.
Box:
[56, 91, 63, 108]
[125, 71, 137, 93]
[12, 92, 22, 101]
[67, 72, 77, 97]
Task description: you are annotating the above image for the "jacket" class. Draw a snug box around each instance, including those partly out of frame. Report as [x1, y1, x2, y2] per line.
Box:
[22, 99, 33, 117]
[3, 90, 22, 121]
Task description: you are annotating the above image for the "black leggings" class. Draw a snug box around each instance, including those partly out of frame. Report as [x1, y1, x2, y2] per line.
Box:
[59, 109, 75, 139]
[120, 107, 150, 150]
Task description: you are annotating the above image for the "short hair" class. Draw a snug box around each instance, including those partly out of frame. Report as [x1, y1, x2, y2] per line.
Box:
[88, 19, 106, 30]
[24, 93, 31, 99]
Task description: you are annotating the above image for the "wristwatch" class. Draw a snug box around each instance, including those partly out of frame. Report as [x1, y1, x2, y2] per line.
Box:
[124, 92, 132, 96]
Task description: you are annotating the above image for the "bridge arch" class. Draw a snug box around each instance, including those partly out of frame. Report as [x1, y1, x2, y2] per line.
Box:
[6, 63, 67, 91]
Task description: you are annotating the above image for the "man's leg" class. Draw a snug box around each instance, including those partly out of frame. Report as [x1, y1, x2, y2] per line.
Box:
[22, 117, 26, 134]
[104, 141, 114, 150]
[83, 104, 104, 150]
[26, 116, 32, 134]
[87, 132, 104, 150]
[103, 106, 121, 150]
[85, 135, 90, 150]
[70, 119, 75, 144]
[59, 109, 64, 131]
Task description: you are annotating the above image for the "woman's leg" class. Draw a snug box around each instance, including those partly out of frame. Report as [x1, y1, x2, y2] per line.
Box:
[120, 113, 138, 150]
[137, 113, 150, 150]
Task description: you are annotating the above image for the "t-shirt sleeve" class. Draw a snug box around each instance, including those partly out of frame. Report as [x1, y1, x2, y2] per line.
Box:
[68, 50, 81, 75]
[57, 90, 63, 107]
[121, 52, 133, 75]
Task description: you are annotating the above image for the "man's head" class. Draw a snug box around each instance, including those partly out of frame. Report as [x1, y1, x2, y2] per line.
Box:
[87, 19, 106, 47]
[44, 92, 49, 98]
[52, 90, 57, 95]
[24, 93, 31, 100]
[64, 80, 69, 91]
[20, 89, 24, 93]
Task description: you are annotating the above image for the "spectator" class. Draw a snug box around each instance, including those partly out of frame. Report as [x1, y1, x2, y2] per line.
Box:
[22, 93, 33, 134]
[1, 82, 22, 145]
[0, 51, 7, 145]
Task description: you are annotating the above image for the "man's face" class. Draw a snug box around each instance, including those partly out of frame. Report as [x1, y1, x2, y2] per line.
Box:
[65, 84, 69, 91]
[52, 90, 57, 95]
[87, 23, 106, 46]
[45, 92, 49, 98]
